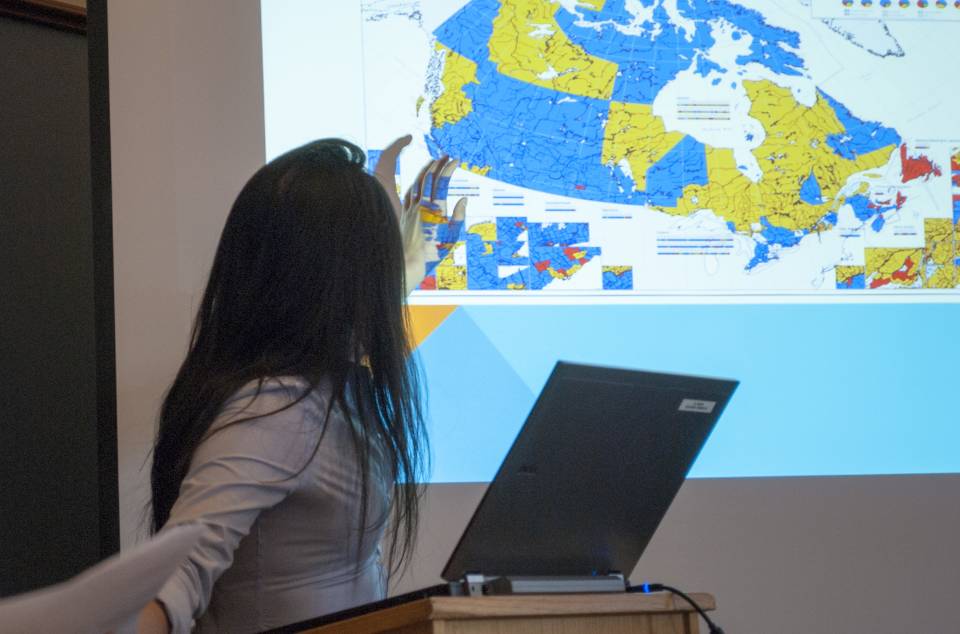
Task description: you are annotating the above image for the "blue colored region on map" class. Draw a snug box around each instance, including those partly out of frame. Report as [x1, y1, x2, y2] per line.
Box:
[437, 219, 465, 245]
[846, 194, 896, 231]
[493, 217, 528, 264]
[799, 170, 823, 205]
[365, 150, 382, 173]
[746, 217, 805, 269]
[837, 273, 866, 290]
[677, 0, 805, 76]
[821, 211, 838, 226]
[603, 268, 634, 290]
[696, 56, 727, 77]
[492, 238, 527, 265]
[761, 217, 804, 248]
[556, 2, 713, 104]
[747, 243, 771, 270]
[953, 194, 960, 224]
[432, 0, 496, 61]
[428, 58, 645, 205]
[504, 269, 529, 289]
[847, 194, 875, 222]
[466, 233, 501, 290]
[645, 136, 709, 206]
[462, 217, 602, 290]
[529, 222, 590, 246]
[819, 91, 901, 161]
[496, 217, 527, 243]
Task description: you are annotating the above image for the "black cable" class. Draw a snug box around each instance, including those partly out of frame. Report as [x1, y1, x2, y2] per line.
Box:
[627, 583, 725, 634]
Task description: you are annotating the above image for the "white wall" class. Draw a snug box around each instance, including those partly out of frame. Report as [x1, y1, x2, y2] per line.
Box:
[108, 0, 265, 545]
[108, 3, 960, 632]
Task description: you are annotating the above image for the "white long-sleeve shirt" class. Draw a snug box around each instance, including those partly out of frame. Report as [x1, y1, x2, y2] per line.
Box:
[155, 378, 389, 633]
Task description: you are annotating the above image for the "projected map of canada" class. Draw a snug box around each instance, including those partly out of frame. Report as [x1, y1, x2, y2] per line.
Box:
[358, 0, 959, 295]
[263, 0, 960, 481]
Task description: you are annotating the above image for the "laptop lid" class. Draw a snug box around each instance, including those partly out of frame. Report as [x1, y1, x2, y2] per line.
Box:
[441, 361, 738, 581]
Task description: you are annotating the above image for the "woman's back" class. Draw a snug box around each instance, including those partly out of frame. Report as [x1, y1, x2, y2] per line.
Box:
[156, 379, 390, 633]
[144, 138, 446, 632]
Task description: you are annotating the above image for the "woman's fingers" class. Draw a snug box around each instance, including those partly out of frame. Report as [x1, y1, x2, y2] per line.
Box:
[430, 156, 460, 207]
[401, 151, 466, 221]
[452, 197, 468, 224]
[406, 159, 433, 209]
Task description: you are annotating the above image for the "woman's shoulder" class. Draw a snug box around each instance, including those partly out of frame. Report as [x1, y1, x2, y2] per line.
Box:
[218, 376, 326, 419]
[202, 376, 337, 441]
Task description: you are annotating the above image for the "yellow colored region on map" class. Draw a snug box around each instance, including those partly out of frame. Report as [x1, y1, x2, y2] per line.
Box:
[922, 218, 957, 288]
[489, 0, 617, 100]
[577, 0, 605, 10]
[546, 263, 586, 280]
[865, 248, 922, 289]
[835, 265, 865, 288]
[603, 265, 632, 275]
[438, 241, 465, 267]
[432, 44, 480, 128]
[468, 221, 497, 241]
[437, 265, 468, 290]
[461, 162, 491, 175]
[420, 205, 446, 224]
[661, 80, 898, 232]
[602, 103, 684, 191]
[507, 282, 527, 290]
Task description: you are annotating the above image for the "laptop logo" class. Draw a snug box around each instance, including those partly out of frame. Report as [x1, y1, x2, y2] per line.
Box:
[679, 399, 716, 414]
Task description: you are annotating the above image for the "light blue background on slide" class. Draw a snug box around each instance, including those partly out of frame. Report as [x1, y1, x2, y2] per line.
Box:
[416, 303, 959, 482]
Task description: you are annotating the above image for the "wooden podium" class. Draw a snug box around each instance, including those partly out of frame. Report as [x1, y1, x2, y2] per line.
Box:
[295, 592, 715, 634]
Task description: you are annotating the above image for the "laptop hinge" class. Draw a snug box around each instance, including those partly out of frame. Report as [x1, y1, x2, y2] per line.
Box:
[463, 573, 486, 597]
[460, 573, 626, 596]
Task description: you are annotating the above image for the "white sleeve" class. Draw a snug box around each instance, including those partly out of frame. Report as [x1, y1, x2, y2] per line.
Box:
[154, 382, 324, 634]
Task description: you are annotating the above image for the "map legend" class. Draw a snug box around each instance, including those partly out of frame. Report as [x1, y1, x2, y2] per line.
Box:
[814, 0, 960, 18]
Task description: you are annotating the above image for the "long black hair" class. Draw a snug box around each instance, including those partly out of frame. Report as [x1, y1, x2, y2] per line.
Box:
[150, 138, 427, 573]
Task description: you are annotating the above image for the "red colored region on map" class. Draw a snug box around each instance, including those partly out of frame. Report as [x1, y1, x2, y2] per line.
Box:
[900, 144, 942, 183]
[562, 246, 589, 264]
[896, 192, 907, 209]
[870, 256, 916, 289]
[534, 260, 551, 272]
[891, 256, 915, 282]
[419, 275, 437, 290]
[952, 153, 960, 172]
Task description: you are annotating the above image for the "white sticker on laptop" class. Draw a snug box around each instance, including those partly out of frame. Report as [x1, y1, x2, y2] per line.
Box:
[679, 399, 716, 414]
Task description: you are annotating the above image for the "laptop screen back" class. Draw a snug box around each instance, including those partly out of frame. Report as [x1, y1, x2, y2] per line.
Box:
[442, 362, 738, 581]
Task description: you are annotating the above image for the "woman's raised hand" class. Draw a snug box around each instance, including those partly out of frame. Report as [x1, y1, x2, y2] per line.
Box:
[375, 136, 467, 295]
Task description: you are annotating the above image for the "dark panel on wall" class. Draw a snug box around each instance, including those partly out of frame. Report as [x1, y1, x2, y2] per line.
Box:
[87, 0, 119, 568]
[0, 13, 113, 596]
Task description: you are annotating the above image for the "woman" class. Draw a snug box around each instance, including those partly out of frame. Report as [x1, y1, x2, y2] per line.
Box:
[137, 136, 464, 633]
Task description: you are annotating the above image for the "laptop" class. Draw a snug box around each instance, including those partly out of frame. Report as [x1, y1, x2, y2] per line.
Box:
[264, 361, 738, 633]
